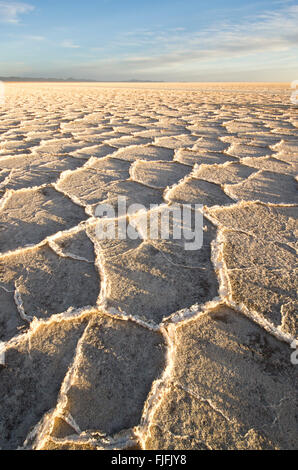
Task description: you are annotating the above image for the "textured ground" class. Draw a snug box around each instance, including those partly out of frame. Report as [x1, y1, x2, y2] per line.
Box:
[0, 83, 297, 450]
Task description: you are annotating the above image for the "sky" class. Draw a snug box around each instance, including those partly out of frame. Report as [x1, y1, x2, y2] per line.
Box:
[0, 0, 297, 81]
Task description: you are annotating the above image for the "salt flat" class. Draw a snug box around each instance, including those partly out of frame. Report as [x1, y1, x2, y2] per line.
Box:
[0, 82, 297, 450]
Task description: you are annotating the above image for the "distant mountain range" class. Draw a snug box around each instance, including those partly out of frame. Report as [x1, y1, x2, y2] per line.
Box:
[0, 77, 164, 83]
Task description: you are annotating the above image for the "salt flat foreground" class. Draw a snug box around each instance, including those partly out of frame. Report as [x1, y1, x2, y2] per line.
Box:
[0, 83, 297, 450]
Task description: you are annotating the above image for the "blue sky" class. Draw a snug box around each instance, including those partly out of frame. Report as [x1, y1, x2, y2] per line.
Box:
[0, 0, 297, 81]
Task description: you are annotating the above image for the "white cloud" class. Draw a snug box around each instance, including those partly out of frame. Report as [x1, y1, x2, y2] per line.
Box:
[2, 2, 297, 81]
[196, 10, 294, 61]
[0, 1, 34, 24]
[113, 5, 298, 70]
[25, 35, 45, 41]
[64, 4, 298, 80]
[61, 40, 80, 49]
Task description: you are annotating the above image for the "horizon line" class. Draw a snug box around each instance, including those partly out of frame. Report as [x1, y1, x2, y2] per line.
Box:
[0, 77, 292, 84]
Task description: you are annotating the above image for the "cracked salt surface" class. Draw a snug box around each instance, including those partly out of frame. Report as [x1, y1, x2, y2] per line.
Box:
[0, 83, 297, 450]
